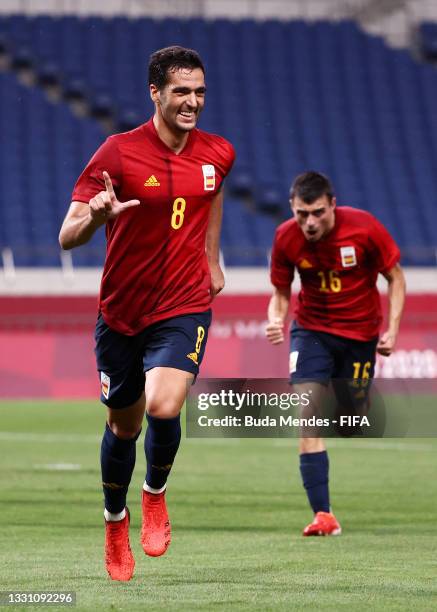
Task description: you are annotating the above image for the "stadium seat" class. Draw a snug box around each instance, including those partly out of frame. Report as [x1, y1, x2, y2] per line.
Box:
[0, 16, 436, 266]
[418, 22, 437, 61]
[0, 71, 105, 266]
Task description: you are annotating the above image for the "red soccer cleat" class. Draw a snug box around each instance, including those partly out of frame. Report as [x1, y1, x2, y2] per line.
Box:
[105, 508, 135, 581]
[141, 490, 171, 557]
[303, 511, 342, 537]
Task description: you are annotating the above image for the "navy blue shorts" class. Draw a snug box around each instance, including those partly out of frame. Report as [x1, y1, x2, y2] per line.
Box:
[290, 322, 381, 436]
[95, 310, 212, 409]
[289, 321, 378, 385]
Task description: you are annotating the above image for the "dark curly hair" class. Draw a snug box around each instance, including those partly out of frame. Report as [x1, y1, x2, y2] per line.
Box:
[148, 46, 205, 90]
[290, 171, 334, 203]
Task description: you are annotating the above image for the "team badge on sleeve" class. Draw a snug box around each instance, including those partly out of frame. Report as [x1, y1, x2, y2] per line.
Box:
[340, 246, 357, 267]
[100, 372, 110, 399]
[202, 165, 216, 191]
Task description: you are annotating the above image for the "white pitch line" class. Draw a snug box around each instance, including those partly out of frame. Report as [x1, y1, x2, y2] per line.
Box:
[0, 432, 435, 452]
[0, 432, 100, 443]
[33, 463, 82, 471]
[271, 439, 437, 452]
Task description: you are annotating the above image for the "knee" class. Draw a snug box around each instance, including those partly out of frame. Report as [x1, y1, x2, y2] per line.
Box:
[107, 421, 141, 440]
[299, 437, 325, 454]
[146, 395, 182, 419]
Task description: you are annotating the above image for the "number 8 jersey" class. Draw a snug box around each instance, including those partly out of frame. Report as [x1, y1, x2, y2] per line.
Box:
[72, 119, 235, 335]
[270, 207, 400, 341]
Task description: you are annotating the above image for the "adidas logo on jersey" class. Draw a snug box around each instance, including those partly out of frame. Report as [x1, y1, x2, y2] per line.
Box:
[144, 175, 160, 187]
[299, 259, 313, 269]
[186, 352, 199, 365]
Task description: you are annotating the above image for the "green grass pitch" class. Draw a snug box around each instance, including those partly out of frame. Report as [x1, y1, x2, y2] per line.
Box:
[0, 400, 436, 611]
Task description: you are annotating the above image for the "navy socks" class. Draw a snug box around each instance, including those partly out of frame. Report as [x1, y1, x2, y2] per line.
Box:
[299, 450, 330, 513]
[144, 413, 181, 490]
[101, 423, 140, 513]
[101, 413, 181, 512]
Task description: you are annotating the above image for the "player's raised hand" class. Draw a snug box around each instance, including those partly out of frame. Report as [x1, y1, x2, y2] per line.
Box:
[89, 171, 140, 224]
[377, 331, 396, 356]
[265, 317, 285, 344]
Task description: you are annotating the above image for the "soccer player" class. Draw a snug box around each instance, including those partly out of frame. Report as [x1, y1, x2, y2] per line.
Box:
[266, 171, 405, 536]
[59, 46, 235, 580]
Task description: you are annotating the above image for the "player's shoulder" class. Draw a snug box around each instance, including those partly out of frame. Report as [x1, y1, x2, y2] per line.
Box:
[275, 217, 300, 240]
[336, 206, 380, 228]
[105, 123, 147, 147]
[195, 128, 235, 162]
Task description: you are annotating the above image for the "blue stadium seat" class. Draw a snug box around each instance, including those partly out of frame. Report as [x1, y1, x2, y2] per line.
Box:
[0, 70, 105, 266]
[0, 16, 436, 265]
[418, 22, 437, 61]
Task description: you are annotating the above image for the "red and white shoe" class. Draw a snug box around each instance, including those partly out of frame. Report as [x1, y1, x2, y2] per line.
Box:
[141, 490, 171, 557]
[303, 511, 342, 536]
[105, 508, 135, 581]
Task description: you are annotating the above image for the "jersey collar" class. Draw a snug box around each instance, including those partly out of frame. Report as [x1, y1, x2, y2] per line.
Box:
[143, 118, 197, 157]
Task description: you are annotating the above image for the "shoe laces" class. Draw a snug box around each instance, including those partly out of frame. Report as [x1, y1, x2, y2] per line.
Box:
[145, 494, 169, 529]
[106, 520, 129, 557]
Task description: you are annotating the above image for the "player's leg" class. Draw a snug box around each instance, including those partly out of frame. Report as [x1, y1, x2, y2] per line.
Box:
[333, 336, 378, 436]
[144, 367, 192, 493]
[290, 323, 341, 535]
[296, 382, 329, 510]
[140, 310, 211, 556]
[102, 395, 145, 520]
[95, 313, 146, 580]
[101, 396, 145, 581]
[296, 381, 341, 535]
[139, 367, 192, 557]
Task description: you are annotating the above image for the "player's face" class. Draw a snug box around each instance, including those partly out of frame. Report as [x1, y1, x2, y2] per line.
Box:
[291, 195, 336, 242]
[151, 67, 206, 133]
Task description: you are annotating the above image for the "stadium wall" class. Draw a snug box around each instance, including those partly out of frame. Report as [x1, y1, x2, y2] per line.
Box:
[3, 0, 437, 21]
[1, 273, 436, 399]
[2, 0, 437, 48]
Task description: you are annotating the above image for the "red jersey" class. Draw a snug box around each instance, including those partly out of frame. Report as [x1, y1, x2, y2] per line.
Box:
[270, 207, 400, 341]
[72, 119, 235, 335]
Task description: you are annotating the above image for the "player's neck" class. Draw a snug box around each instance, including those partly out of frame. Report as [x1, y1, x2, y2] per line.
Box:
[153, 114, 189, 155]
[320, 211, 336, 240]
[327, 211, 336, 235]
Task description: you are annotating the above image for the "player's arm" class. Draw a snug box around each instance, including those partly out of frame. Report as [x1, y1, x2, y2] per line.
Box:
[377, 263, 406, 356]
[266, 285, 291, 344]
[59, 201, 105, 250]
[206, 189, 224, 297]
[59, 172, 140, 250]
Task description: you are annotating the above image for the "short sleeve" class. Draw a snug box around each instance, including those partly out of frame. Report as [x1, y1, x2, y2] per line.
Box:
[225, 142, 236, 176]
[270, 228, 294, 288]
[71, 137, 122, 204]
[213, 138, 236, 181]
[368, 216, 401, 273]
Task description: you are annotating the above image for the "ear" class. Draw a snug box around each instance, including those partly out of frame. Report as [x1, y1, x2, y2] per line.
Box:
[331, 196, 337, 210]
[150, 83, 160, 104]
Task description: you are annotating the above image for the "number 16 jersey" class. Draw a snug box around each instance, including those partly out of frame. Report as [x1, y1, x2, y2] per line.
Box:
[72, 119, 235, 335]
[270, 207, 400, 341]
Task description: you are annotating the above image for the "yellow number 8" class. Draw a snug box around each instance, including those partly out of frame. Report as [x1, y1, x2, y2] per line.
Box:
[171, 197, 186, 230]
[195, 326, 205, 353]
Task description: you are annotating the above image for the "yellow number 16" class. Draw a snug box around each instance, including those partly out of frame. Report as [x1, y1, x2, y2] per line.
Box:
[317, 270, 342, 293]
[171, 197, 186, 230]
